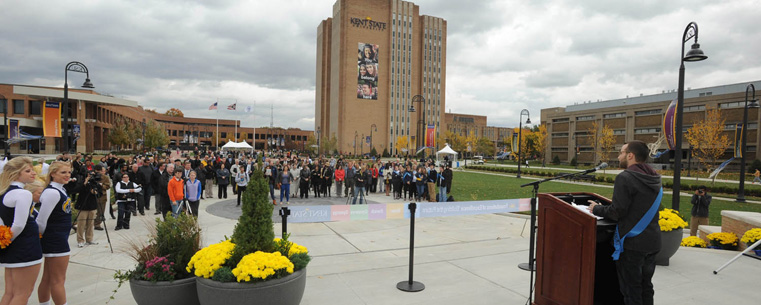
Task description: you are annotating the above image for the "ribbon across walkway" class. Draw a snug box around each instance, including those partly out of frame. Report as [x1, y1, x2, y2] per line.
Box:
[285, 198, 532, 223]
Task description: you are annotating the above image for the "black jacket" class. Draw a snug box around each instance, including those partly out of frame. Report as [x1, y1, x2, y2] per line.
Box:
[592, 164, 662, 254]
[151, 170, 163, 190]
[138, 165, 154, 188]
[691, 193, 711, 218]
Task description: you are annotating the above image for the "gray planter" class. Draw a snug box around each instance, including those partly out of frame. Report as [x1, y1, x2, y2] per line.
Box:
[196, 268, 307, 305]
[129, 276, 199, 305]
[656, 228, 683, 266]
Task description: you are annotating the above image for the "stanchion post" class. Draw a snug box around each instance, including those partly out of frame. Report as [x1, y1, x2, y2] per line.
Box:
[397, 202, 425, 292]
[279, 207, 290, 236]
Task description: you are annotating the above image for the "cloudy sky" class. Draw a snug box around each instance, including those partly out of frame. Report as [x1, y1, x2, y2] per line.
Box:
[1, 0, 760, 130]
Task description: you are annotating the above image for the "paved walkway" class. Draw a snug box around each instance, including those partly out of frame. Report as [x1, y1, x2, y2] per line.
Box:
[2, 185, 760, 304]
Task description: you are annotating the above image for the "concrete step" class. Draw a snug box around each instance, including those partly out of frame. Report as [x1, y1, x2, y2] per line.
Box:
[698, 225, 722, 242]
[721, 210, 761, 250]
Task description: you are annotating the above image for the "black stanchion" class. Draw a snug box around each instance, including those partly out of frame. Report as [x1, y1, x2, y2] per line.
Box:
[397, 202, 425, 292]
[279, 207, 290, 236]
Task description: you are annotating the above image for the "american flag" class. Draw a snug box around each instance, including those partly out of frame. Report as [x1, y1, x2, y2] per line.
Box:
[227, 103, 237, 110]
[208, 102, 218, 110]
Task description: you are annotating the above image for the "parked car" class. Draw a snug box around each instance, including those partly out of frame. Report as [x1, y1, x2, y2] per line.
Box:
[473, 156, 484, 164]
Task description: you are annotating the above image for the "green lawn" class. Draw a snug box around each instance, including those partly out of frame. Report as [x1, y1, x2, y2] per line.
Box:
[450, 171, 761, 226]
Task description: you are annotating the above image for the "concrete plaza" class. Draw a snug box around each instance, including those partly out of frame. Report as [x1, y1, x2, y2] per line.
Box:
[2, 179, 760, 305]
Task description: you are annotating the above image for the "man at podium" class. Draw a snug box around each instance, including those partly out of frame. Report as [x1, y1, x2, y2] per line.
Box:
[588, 140, 662, 305]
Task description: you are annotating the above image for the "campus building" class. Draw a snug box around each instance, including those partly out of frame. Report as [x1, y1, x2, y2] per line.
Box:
[0, 83, 311, 154]
[444, 112, 513, 151]
[540, 80, 760, 167]
[316, 0, 447, 155]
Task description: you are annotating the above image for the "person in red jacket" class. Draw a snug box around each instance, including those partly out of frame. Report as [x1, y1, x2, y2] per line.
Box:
[167, 170, 185, 218]
[334, 165, 345, 198]
[370, 164, 379, 193]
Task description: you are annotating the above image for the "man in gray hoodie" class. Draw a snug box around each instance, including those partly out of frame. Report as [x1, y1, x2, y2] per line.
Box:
[589, 140, 661, 305]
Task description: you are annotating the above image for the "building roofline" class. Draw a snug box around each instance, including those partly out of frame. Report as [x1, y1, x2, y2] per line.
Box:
[13, 85, 138, 107]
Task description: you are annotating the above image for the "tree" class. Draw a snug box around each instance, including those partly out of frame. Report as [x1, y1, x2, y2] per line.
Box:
[305, 135, 317, 154]
[127, 121, 141, 148]
[686, 107, 731, 184]
[446, 131, 467, 154]
[165, 108, 184, 117]
[535, 124, 548, 166]
[475, 137, 495, 156]
[586, 121, 616, 166]
[464, 130, 478, 158]
[144, 119, 170, 150]
[107, 117, 130, 151]
[144, 109, 158, 114]
[395, 136, 409, 155]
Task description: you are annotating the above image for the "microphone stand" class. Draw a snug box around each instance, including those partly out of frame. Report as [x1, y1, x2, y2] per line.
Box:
[517, 166, 603, 304]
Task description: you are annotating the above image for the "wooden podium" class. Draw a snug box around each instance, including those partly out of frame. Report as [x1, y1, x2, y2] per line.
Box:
[533, 192, 622, 305]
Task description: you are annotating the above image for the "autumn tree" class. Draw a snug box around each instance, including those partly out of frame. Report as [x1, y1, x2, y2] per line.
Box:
[446, 131, 467, 154]
[322, 134, 338, 155]
[686, 107, 731, 184]
[475, 137, 495, 156]
[165, 108, 184, 117]
[145, 109, 158, 114]
[534, 124, 548, 166]
[107, 117, 130, 151]
[144, 119, 170, 149]
[305, 135, 317, 154]
[395, 136, 409, 155]
[587, 121, 616, 166]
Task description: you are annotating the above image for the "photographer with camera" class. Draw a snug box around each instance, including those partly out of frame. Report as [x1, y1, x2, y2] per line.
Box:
[114, 172, 141, 230]
[689, 186, 712, 236]
[93, 165, 112, 231]
[72, 165, 105, 248]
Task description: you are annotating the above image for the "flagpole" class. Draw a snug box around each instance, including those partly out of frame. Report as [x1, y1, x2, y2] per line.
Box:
[216, 98, 219, 151]
[234, 99, 238, 142]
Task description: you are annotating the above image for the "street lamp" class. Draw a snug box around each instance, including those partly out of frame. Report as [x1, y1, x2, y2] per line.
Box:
[316, 126, 321, 155]
[370, 123, 377, 157]
[408, 95, 425, 159]
[354, 131, 358, 156]
[63, 61, 94, 153]
[737, 84, 758, 202]
[361, 133, 365, 156]
[516, 109, 531, 178]
[672, 22, 708, 210]
[572, 134, 578, 169]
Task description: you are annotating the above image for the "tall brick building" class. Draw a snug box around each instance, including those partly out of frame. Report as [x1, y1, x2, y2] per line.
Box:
[316, 0, 446, 155]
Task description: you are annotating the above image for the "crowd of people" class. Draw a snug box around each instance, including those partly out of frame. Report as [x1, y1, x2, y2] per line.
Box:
[0, 149, 455, 305]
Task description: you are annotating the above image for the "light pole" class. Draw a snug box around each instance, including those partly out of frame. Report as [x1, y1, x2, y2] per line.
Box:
[516, 109, 531, 178]
[672, 22, 708, 210]
[63, 61, 94, 153]
[408, 95, 425, 159]
[354, 131, 358, 156]
[316, 126, 321, 155]
[361, 133, 365, 156]
[370, 123, 377, 157]
[737, 84, 758, 202]
[142, 118, 146, 152]
[572, 134, 578, 169]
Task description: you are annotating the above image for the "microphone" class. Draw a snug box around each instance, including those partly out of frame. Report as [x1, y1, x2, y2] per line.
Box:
[582, 162, 608, 174]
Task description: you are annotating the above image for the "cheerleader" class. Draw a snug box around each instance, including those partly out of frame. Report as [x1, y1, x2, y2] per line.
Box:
[35, 162, 73, 305]
[0, 157, 41, 305]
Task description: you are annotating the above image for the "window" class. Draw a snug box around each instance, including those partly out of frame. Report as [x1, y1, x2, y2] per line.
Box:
[0, 99, 6, 113]
[552, 118, 569, 123]
[634, 128, 660, 134]
[552, 133, 569, 137]
[29, 100, 42, 115]
[172, 130, 177, 136]
[719, 101, 743, 109]
[579, 147, 594, 152]
[13, 100, 24, 115]
[603, 112, 625, 119]
[635, 109, 661, 116]
[576, 115, 595, 121]
[221, 132, 227, 138]
[684, 105, 706, 112]
[551, 147, 569, 152]
[613, 129, 626, 135]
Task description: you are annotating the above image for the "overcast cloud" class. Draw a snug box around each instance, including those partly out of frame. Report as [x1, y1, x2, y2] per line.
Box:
[1, 0, 759, 130]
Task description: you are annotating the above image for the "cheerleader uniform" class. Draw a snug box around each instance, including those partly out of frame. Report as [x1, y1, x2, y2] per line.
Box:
[0, 182, 42, 267]
[36, 182, 72, 257]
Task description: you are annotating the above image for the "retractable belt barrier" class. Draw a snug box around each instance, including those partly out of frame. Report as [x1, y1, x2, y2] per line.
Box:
[283, 198, 532, 223]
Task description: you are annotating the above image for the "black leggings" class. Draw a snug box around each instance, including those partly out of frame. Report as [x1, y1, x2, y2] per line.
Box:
[218, 184, 228, 198]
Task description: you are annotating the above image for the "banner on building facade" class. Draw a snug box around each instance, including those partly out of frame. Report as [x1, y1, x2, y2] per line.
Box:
[425, 124, 435, 148]
[512, 133, 519, 152]
[8, 119, 19, 140]
[356, 42, 379, 100]
[43, 101, 61, 137]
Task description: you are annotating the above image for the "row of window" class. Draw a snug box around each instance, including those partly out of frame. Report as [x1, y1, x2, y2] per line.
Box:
[0, 99, 43, 115]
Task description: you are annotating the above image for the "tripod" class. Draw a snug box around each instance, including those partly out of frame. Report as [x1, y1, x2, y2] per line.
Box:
[345, 186, 366, 205]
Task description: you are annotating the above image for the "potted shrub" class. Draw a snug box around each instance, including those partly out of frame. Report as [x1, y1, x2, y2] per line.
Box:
[655, 208, 688, 266]
[112, 213, 202, 305]
[740, 228, 761, 255]
[707, 232, 739, 250]
[188, 157, 310, 305]
[680, 236, 707, 248]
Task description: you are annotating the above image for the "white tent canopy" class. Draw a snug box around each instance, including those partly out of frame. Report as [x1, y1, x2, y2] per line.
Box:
[221, 140, 254, 152]
[436, 144, 459, 168]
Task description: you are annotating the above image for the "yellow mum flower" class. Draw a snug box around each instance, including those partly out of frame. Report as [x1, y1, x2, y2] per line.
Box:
[680, 236, 707, 248]
[231, 251, 294, 282]
[659, 209, 688, 232]
[186, 240, 236, 279]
